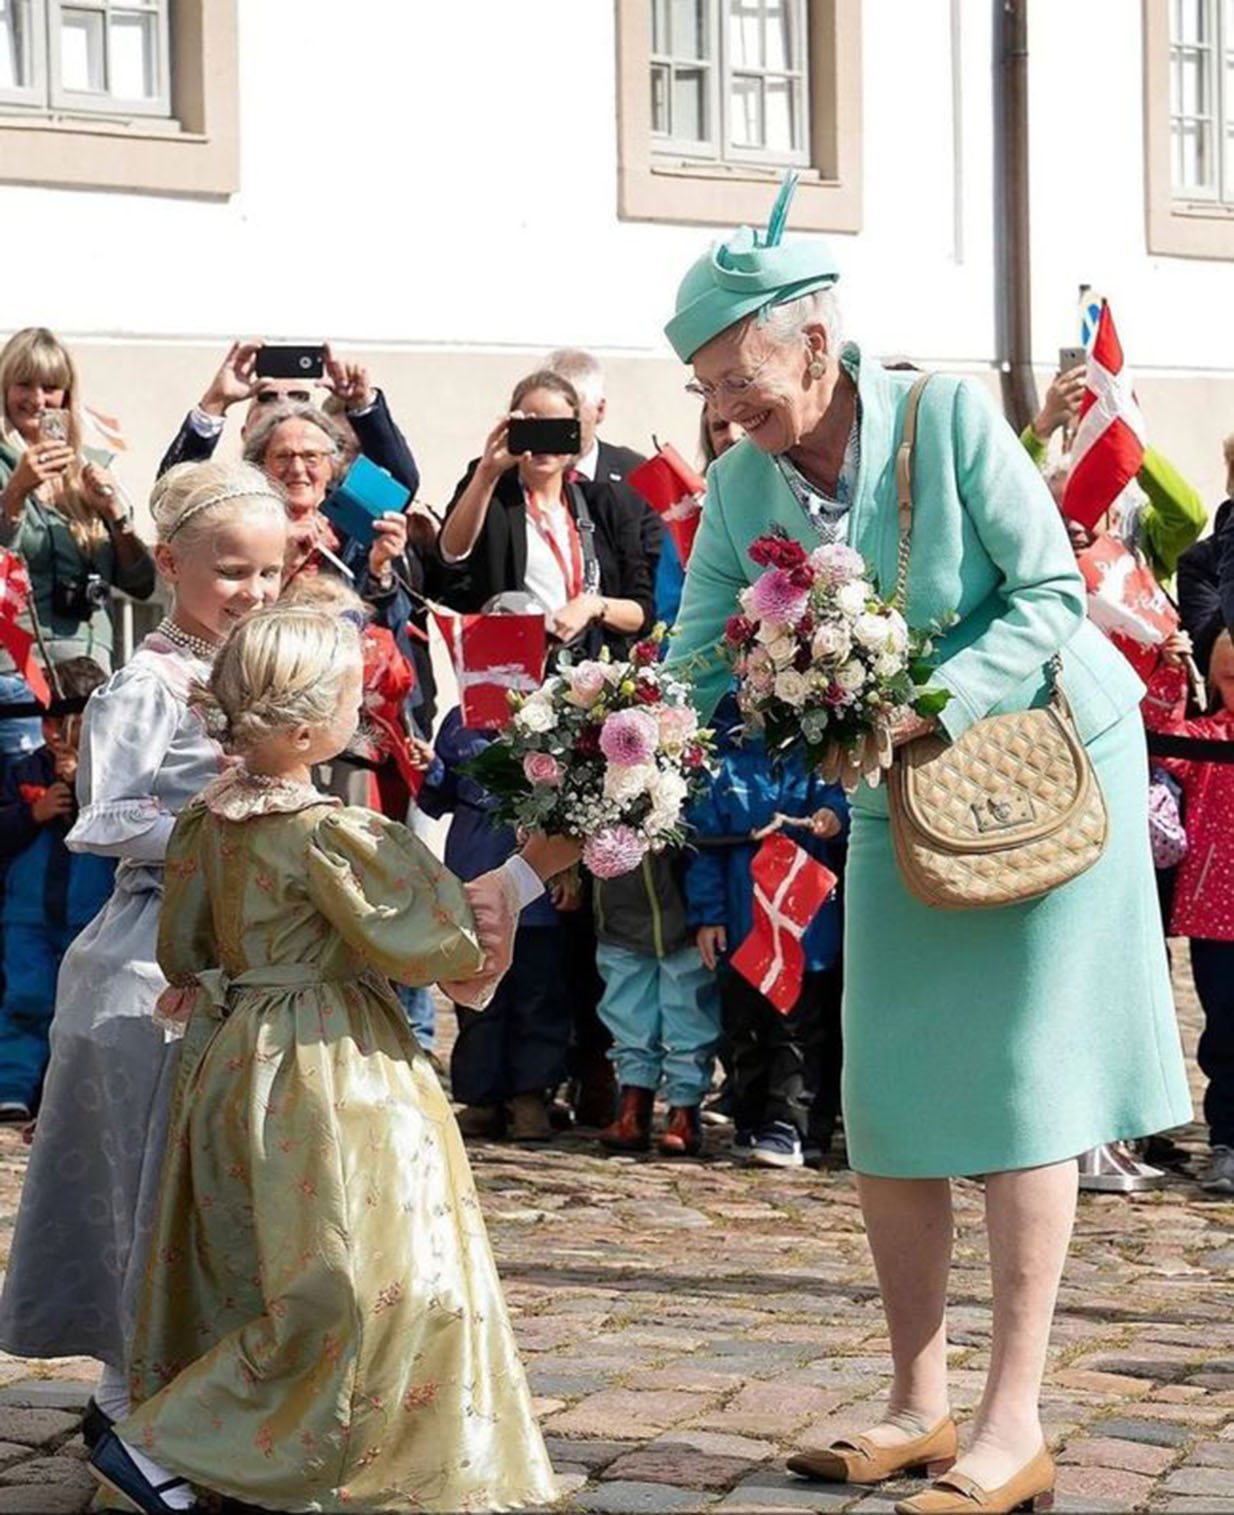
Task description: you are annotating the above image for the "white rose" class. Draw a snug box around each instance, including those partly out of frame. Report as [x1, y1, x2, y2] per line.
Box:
[645, 803, 679, 838]
[774, 669, 810, 707]
[755, 619, 787, 645]
[811, 622, 851, 662]
[767, 635, 798, 668]
[884, 610, 910, 653]
[603, 763, 655, 805]
[835, 581, 870, 618]
[853, 610, 895, 652]
[514, 694, 557, 733]
[874, 650, 903, 680]
[836, 659, 866, 693]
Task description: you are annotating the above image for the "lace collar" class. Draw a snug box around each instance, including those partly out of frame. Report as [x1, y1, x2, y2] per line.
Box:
[201, 767, 340, 821]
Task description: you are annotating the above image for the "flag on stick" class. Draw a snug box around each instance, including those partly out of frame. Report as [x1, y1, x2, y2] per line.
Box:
[628, 443, 706, 566]
[433, 612, 547, 730]
[0, 550, 49, 706]
[730, 833, 836, 1014]
[1061, 301, 1146, 531]
[1075, 535, 1177, 681]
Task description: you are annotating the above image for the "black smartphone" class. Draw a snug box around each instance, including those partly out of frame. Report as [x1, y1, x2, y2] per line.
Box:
[255, 344, 326, 380]
[508, 416, 581, 456]
[1058, 345, 1087, 374]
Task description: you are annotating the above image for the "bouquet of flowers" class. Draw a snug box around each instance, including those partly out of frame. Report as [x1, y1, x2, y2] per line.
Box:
[724, 531, 949, 786]
[465, 630, 713, 879]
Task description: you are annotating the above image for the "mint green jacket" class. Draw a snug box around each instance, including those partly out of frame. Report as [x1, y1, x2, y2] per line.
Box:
[664, 350, 1144, 766]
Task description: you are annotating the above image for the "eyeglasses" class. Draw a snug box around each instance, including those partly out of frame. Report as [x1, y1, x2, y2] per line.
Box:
[254, 389, 313, 405]
[266, 448, 334, 471]
[684, 350, 776, 402]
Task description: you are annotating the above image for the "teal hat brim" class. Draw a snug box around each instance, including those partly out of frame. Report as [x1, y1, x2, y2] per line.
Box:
[664, 264, 839, 363]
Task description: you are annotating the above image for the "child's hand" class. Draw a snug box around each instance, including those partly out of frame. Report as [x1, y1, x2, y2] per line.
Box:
[31, 781, 74, 824]
[697, 925, 727, 971]
[405, 736, 434, 771]
[550, 871, 583, 912]
[1161, 628, 1193, 668]
[807, 806, 842, 838]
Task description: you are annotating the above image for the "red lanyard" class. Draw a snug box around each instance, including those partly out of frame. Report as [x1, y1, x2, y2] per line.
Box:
[523, 487, 583, 600]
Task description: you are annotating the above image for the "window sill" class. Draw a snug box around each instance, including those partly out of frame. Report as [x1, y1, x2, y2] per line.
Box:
[0, 111, 191, 139]
[623, 157, 858, 231]
[1147, 198, 1234, 258]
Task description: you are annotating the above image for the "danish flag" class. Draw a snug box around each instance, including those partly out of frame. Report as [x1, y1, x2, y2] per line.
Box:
[1061, 301, 1146, 531]
[628, 443, 706, 566]
[432, 611, 546, 730]
[0, 549, 49, 706]
[729, 833, 836, 1014]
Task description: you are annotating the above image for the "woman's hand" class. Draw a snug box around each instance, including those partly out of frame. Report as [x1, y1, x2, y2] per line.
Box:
[551, 593, 603, 644]
[199, 339, 262, 417]
[368, 512, 408, 579]
[323, 345, 376, 412]
[1031, 365, 1085, 444]
[697, 925, 727, 972]
[5, 442, 72, 511]
[476, 413, 520, 487]
[80, 461, 123, 520]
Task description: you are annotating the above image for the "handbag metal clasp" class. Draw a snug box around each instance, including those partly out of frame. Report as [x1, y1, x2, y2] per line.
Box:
[972, 793, 1035, 833]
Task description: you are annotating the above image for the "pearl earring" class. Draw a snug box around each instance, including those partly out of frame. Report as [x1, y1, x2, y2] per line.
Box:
[808, 358, 825, 380]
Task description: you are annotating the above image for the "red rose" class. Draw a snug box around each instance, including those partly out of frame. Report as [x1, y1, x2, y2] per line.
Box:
[634, 680, 662, 705]
[577, 725, 602, 756]
[631, 640, 660, 667]
[682, 745, 705, 770]
[724, 613, 756, 645]
[797, 613, 815, 637]
[750, 533, 807, 572]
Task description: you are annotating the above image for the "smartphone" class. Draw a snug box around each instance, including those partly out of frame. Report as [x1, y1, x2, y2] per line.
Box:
[508, 416, 582, 456]
[255, 344, 326, 380]
[37, 408, 70, 442]
[1058, 345, 1087, 375]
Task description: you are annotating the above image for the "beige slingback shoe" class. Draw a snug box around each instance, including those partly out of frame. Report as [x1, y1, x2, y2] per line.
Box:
[787, 1416, 958, 1485]
[894, 1446, 1055, 1514]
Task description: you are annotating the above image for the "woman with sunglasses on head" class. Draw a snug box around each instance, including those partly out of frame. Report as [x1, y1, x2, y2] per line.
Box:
[0, 327, 155, 675]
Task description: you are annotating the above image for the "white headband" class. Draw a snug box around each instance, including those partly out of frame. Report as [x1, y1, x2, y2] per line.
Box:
[163, 483, 285, 541]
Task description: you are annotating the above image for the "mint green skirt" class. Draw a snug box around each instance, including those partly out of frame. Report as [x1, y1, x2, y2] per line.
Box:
[841, 709, 1192, 1178]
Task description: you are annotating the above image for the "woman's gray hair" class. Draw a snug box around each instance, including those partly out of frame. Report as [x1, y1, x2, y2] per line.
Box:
[242, 401, 347, 484]
[759, 287, 844, 356]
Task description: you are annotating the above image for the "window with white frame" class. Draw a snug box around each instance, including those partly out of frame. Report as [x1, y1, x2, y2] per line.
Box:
[1169, 0, 1234, 205]
[650, 0, 809, 167]
[0, 0, 170, 119]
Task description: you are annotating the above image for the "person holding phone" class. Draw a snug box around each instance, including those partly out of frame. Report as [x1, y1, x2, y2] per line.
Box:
[438, 369, 653, 658]
[0, 328, 155, 674]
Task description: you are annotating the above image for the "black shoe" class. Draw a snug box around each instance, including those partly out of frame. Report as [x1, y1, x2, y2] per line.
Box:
[80, 1395, 114, 1450]
[89, 1427, 196, 1514]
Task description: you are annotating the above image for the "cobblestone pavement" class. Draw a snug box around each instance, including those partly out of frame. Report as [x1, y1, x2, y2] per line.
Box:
[0, 949, 1229, 1512]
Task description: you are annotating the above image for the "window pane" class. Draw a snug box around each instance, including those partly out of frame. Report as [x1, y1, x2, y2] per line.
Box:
[1174, 117, 1214, 187]
[673, 66, 708, 141]
[652, 0, 668, 55]
[110, 9, 158, 98]
[764, 0, 794, 71]
[765, 75, 796, 151]
[651, 61, 670, 133]
[670, 0, 705, 61]
[0, 0, 32, 89]
[60, 7, 105, 93]
[730, 73, 762, 146]
[728, 0, 762, 69]
[1176, 46, 1211, 115]
[1172, 0, 1212, 44]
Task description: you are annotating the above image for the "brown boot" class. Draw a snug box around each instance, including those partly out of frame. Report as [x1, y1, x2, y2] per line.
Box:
[658, 1105, 702, 1157]
[454, 1103, 503, 1138]
[506, 1091, 552, 1142]
[599, 1086, 654, 1152]
[573, 1055, 619, 1128]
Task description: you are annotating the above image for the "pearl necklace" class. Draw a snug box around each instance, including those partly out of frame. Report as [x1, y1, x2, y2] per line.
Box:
[157, 617, 219, 663]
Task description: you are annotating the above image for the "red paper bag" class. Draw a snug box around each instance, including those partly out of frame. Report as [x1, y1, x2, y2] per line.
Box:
[729, 833, 837, 1015]
[434, 612, 547, 730]
[628, 443, 706, 566]
[1075, 534, 1177, 680]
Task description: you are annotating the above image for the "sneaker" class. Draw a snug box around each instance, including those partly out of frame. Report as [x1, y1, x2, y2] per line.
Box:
[1199, 1145, 1234, 1194]
[749, 1121, 804, 1169]
[0, 1100, 30, 1124]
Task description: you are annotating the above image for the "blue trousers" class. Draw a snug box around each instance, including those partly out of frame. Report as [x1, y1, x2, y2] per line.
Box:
[0, 920, 75, 1110]
[595, 941, 721, 1107]
[398, 984, 436, 1050]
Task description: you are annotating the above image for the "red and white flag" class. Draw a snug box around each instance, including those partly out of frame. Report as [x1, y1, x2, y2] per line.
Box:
[729, 833, 836, 1015]
[433, 612, 546, 730]
[1061, 301, 1146, 531]
[0, 549, 49, 706]
[1075, 534, 1177, 681]
[628, 443, 705, 566]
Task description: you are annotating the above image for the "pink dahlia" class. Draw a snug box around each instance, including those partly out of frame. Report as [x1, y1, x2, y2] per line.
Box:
[747, 568, 810, 626]
[599, 707, 659, 767]
[583, 825, 649, 879]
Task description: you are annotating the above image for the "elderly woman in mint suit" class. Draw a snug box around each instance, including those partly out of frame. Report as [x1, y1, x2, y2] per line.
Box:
[661, 180, 1190, 1515]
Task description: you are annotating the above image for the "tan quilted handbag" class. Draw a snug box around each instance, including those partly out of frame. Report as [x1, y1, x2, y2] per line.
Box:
[885, 377, 1109, 910]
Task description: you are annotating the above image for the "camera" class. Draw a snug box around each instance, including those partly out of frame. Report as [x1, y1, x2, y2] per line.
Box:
[52, 573, 111, 619]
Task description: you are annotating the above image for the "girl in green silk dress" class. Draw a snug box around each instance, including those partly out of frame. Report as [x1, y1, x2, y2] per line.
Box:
[90, 605, 573, 1514]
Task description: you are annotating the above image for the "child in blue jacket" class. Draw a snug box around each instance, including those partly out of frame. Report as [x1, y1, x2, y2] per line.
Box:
[0, 658, 114, 1119]
[686, 699, 848, 1169]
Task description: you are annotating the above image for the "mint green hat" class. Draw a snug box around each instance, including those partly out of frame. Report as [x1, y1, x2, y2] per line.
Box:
[664, 172, 841, 362]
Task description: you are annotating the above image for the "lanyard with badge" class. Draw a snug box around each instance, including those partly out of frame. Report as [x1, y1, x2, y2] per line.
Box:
[523, 486, 584, 600]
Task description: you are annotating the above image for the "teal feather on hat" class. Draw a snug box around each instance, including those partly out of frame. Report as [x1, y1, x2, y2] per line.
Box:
[764, 170, 799, 248]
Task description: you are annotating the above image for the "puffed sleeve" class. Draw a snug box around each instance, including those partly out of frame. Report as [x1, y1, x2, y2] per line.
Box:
[155, 801, 216, 984]
[932, 381, 1087, 740]
[306, 807, 485, 987]
[67, 669, 184, 862]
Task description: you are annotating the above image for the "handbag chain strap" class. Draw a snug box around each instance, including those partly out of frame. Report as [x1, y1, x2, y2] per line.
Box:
[891, 372, 1062, 696]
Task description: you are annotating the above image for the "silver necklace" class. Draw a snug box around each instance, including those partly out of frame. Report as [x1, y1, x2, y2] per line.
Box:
[157, 617, 218, 662]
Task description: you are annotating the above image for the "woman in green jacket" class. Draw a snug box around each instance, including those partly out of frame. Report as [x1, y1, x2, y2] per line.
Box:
[0, 328, 155, 675]
[662, 183, 1190, 1515]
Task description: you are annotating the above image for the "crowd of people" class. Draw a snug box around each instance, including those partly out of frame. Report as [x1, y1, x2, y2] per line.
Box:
[0, 270, 1227, 1511]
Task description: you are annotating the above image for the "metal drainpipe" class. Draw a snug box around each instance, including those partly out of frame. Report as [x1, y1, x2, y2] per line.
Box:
[995, 0, 1037, 431]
